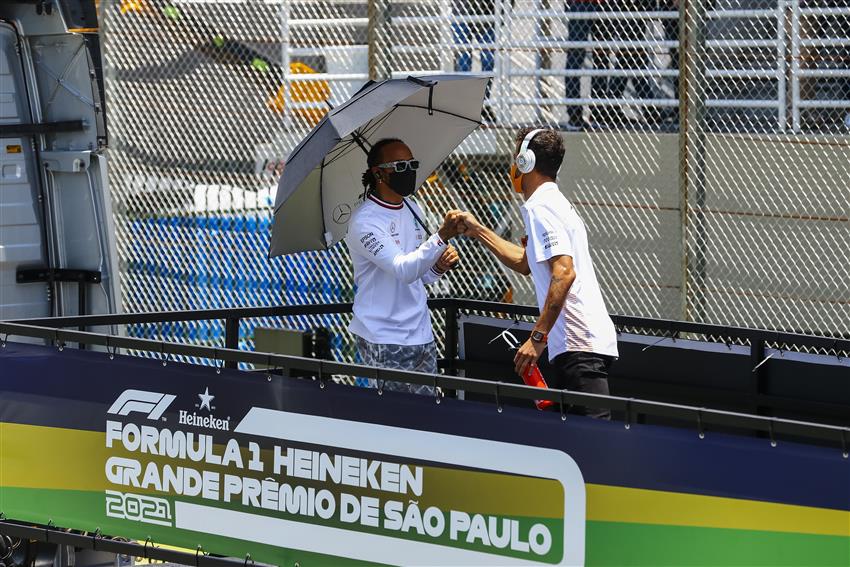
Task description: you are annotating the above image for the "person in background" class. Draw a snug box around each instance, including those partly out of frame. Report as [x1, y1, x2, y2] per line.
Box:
[603, 0, 656, 126]
[453, 0, 497, 121]
[800, 0, 850, 132]
[459, 128, 618, 418]
[346, 138, 464, 395]
[564, 0, 605, 128]
[658, 0, 679, 127]
[565, 0, 656, 127]
[453, 0, 496, 75]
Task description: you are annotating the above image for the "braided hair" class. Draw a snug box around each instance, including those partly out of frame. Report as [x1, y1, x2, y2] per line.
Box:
[361, 138, 404, 198]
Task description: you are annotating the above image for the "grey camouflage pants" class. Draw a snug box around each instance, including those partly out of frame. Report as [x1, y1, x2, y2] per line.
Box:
[355, 337, 437, 396]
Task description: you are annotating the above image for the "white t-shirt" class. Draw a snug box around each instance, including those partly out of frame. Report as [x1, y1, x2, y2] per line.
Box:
[520, 182, 618, 361]
[345, 194, 446, 346]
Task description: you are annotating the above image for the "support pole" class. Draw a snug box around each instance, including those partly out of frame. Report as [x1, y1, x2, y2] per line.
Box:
[777, 1, 787, 132]
[791, 0, 802, 132]
[678, 0, 708, 322]
[279, 1, 292, 130]
[224, 317, 240, 369]
[445, 302, 458, 377]
[750, 337, 767, 418]
[438, 0, 453, 72]
[495, 0, 510, 125]
[368, 0, 392, 80]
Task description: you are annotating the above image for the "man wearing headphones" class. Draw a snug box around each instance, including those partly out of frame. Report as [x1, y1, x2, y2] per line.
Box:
[459, 128, 617, 418]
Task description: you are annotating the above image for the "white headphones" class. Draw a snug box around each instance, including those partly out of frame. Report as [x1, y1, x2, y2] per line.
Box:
[515, 128, 545, 174]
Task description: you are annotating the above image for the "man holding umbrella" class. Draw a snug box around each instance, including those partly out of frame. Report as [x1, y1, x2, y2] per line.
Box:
[347, 138, 464, 395]
[270, 74, 491, 393]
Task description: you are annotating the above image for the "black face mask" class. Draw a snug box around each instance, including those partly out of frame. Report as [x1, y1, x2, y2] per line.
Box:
[388, 169, 418, 197]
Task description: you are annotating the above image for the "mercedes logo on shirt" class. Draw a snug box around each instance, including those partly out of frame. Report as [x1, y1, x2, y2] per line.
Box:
[332, 203, 352, 224]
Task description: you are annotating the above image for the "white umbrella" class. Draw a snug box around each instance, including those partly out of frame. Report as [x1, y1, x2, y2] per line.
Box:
[270, 74, 490, 257]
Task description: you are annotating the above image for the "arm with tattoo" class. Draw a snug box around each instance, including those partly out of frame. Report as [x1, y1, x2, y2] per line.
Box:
[514, 255, 576, 376]
[533, 255, 576, 335]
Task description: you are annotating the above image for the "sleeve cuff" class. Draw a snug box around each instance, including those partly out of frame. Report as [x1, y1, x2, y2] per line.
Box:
[430, 233, 448, 248]
[536, 245, 573, 262]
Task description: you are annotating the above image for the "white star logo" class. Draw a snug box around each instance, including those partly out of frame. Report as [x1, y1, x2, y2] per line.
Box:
[198, 387, 214, 412]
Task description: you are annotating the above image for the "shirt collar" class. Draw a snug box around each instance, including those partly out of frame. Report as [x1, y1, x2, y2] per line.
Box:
[521, 181, 559, 208]
[367, 193, 404, 210]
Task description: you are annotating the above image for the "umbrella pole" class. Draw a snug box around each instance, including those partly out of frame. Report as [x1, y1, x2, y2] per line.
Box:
[350, 130, 371, 155]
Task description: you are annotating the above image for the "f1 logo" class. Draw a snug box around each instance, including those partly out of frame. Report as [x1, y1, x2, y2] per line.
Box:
[107, 390, 176, 420]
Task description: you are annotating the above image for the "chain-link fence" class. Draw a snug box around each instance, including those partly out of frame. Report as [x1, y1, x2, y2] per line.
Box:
[100, 0, 849, 364]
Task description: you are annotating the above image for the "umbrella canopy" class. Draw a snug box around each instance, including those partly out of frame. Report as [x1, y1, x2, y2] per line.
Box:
[270, 74, 489, 257]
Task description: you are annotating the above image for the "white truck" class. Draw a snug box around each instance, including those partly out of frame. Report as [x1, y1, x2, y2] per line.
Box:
[1, 2, 121, 565]
[1, 0, 118, 324]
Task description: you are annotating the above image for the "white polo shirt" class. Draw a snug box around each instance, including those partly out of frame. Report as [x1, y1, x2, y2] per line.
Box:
[520, 182, 618, 361]
[345, 194, 446, 346]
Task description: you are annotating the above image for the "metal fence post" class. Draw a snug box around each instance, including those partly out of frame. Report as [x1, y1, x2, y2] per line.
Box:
[224, 317, 240, 369]
[445, 301, 458, 376]
[438, 0, 453, 72]
[750, 337, 767, 417]
[791, 0, 802, 132]
[279, 1, 292, 130]
[368, 0, 391, 80]
[777, 1, 788, 132]
[495, 0, 509, 125]
[679, 0, 708, 323]
[678, 0, 689, 322]
[532, 0, 545, 123]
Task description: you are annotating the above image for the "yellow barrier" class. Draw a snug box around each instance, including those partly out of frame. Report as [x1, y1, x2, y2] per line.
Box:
[267, 62, 330, 127]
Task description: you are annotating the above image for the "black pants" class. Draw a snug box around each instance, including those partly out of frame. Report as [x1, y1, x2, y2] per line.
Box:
[550, 351, 614, 420]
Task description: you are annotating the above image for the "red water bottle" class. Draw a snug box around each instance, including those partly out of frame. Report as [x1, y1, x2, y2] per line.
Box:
[523, 365, 554, 410]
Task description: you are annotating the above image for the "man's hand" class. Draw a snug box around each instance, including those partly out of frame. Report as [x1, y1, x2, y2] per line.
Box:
[454, 211, 529, 275]
[514, 338, 546, 377]
[457, 211, 483, 238]
[434, 244, 459, 273]
[438, 210, 463, 242]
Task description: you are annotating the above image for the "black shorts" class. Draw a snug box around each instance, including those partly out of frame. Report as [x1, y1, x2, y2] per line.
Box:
[550, 350, 614, 420]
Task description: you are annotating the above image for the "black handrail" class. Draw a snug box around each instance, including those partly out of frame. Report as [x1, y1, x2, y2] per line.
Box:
[443, 299, 850, 352]
[12, 302, 355, 327]
[12, 298, 850, 353]
[0, 320, 847, 451]
[0, 519, 273, 567]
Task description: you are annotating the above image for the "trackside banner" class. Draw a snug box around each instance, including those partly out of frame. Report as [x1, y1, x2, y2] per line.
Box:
[101, 399, 577, 565]
[1, 342, 848, 567]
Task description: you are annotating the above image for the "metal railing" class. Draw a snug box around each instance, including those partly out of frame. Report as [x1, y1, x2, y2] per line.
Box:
[275, 1, 848, 133]
[12, 298, 850, 358]
[0, 520, 271, 567]
[4, 299, 849, 451]
[791, 3, 850, 131]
